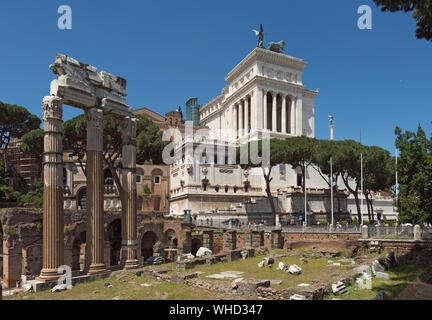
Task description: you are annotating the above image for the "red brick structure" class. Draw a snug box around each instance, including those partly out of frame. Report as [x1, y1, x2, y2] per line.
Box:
[0, 208, 191, 288]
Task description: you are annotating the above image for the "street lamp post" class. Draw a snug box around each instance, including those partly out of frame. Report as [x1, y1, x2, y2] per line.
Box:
[329, 116, 334, 228]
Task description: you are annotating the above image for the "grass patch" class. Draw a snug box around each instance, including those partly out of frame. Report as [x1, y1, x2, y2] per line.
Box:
[325, 264, 429, 300]
[5, 269, 247, 301]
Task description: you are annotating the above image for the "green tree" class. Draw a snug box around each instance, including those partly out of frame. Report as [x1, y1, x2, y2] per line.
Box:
[284, 136, 318, 219]
[338, 140, 363, 222]
[0, 159, 19, 202]
[312, 139, 345, 213]
[18, 180, 43, 207]
[0, 101, 41, 187]
[19, 129, 44, 179]
[236, 139, 286, 225]
[362, 145, 394, 221]
[373, 0, 432, 41]
[395, 125, 432, 224]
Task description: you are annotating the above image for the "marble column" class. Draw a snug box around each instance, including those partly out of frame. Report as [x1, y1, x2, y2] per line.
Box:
[121, 117, 139, 269]
[245, 97, 249, 134]
[272, 92, 277, 132]
[296, 95, 303, 135]
[85, 108, 106, 275]
[290, 98, 296, 135]
[39, 96, 64, 282]
[238, 101, 243, 137]
[252, 89, 260, 131]
[281, 95, 286, 133]
[263, 90, 267, 130]
[233, 104, 238, 138]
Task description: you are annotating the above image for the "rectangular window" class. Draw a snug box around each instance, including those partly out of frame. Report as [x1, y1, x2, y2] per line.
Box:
[136, 175, 142, 184]
[297, 173, 303, 187]
[154, 176, 161, 184]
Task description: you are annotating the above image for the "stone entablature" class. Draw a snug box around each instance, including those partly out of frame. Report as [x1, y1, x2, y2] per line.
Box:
[49, 54, 133, 118]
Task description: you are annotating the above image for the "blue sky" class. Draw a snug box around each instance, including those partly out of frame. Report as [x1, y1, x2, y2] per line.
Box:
[0, 0, 431, 154]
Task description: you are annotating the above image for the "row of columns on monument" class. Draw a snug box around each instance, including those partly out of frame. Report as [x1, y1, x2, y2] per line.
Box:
[233, 90, 296, 138]
[39, 96, 138, 281]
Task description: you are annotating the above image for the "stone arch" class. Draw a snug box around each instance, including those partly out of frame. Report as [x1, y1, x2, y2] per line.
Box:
[107, 219, 122, 266]
[77, 186, 87, 210]
[191, 237, 202, 256]
[164, 229, 179, 248]
[104, 168, 114, 185]
[65, 222, 87, 272]
[141, 231, 158, 260]
[72, 230, 86, 271]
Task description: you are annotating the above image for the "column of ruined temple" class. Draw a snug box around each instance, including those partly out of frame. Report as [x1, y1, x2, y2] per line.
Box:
[39, 96, 64, 281]
[121, 117, 139, 269]
[85, 108, 107, 275]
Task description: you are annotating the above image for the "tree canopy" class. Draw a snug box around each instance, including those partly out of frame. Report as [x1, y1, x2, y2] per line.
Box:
[395, 125, 432, 224]
[373, 0, 432, 41]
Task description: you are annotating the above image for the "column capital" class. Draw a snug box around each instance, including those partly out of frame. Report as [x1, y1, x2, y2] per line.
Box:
[122, 116, 137, 138]
[86, 108, 104, 130]
[43, 96, 63, 121]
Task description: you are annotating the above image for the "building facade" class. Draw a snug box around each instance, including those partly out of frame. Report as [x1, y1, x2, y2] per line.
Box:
[167, 47, 397, 224]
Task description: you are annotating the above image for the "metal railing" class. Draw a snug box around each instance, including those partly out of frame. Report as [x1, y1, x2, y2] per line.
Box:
[193, 220, 361, 234]
[367, 225, 414, 240]
[421, 228, 432, 240]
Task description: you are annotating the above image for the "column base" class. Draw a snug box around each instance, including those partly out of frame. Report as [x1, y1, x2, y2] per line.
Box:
[37, 268, 61, 282]
[86, 263, 107, 275]
[123, 259, 140, 270]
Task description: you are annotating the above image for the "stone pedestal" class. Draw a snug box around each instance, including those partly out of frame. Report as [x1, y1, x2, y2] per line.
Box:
[202, 230, 214, 251]
[223, 230, 237, 252]
[244, 230, 253, 248]
[182, 231, 192, 254]
[271, 229, 282, 249]
[362, 225, 369, 239]
[39, 96, 64, 282]
[85, 108, 107, 275]
[250, 231, 264, 247]
[275, 214, 281, 228]
[121, 117, 139, 269]
[414, 225, 422, 241]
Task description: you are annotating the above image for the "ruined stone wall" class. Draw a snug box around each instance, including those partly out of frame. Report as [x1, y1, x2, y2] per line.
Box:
[0, 208, 190, 288]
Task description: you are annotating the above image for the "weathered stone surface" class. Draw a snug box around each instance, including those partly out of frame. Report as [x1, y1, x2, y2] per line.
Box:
[196, 247, 212, 257]
[289, 294, 307, 300]
[288, 265, 302, 275]
[372, 260, 385, 274]
[170, 272, 199, 284]
[355, 265, 372, 276]
[236, 279, 270, 296]
[375, 272, 390, 280]
[278, 262, 287, 271]
[282, 283, 327, 300]
[332, 281, 348, 296]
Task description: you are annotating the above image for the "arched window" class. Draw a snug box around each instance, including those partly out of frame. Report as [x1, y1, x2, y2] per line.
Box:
[104, 169, 113, 185]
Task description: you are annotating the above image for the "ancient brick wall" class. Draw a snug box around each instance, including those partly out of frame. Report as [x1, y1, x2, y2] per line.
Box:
[0, 208, 192, 288]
